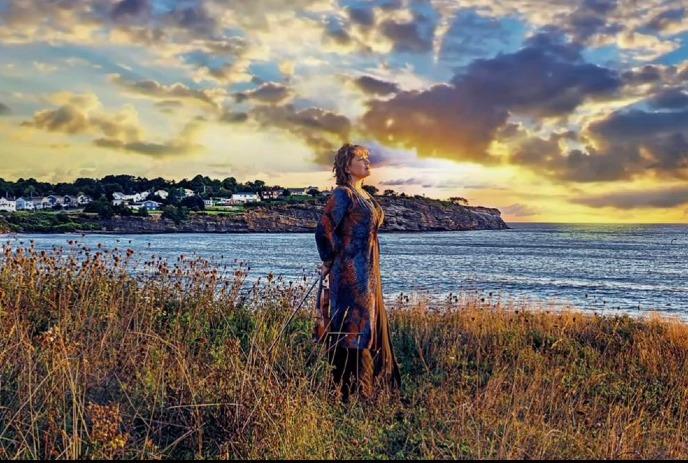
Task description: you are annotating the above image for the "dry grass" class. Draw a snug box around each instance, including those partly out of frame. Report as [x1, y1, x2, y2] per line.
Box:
[1, 240, 687, 459]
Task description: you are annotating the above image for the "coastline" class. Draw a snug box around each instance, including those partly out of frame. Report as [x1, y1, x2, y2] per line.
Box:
[0, 196, 509, 234]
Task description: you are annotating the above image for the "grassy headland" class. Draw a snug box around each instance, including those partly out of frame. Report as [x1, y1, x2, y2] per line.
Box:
[0, 241, 687, 459]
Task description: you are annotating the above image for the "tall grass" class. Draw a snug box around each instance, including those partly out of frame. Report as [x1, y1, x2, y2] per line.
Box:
[1, 240, 687, 459]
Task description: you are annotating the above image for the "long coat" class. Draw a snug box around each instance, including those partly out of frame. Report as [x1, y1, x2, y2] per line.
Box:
[315, 184, 401, 386]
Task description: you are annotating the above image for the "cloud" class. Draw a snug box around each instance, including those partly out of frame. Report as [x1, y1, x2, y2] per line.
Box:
[93, 120, 202, 157]
[507, 106, 688, 182]
[234, 82, 292, 104]
[219, 111, 249, 124]
[20, 92, 201, 157]
[21, 93, 142, 142]
[642, 7, 687, 34]
[572, 186, 688, 209]
[347, 6, 376, 27]
[645, 88, 688, 110]
[380, 9, 435, 53]
[361, 30, 621, 164]
[501, 203, 541, 217]
[249, 104, 351, 163]
[110, 74, 225, 110]
[0, 103, 10, 115]
[379, 177, 425, 186]
[110, 0, 151, 20]
[559, 0, 623, 44]
[352, 75, 400, 96]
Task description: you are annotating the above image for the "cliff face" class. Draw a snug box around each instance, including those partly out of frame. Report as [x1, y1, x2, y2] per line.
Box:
[97, 197, 509, 233]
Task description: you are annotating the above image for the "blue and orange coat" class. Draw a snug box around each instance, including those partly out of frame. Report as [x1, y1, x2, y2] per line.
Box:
[315, 185, 385, 350]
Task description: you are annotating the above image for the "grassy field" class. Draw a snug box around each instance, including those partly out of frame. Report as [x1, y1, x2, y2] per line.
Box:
[0, 241, 687, 459]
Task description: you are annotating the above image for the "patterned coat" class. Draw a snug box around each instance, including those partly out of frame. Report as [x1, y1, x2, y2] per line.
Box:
[315, 184, 401, 385]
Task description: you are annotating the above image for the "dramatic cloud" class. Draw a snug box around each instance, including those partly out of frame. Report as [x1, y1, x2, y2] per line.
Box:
[508, 107, 688, 182]
[362, 30, 621, 163]
[572, 186, 688, 209]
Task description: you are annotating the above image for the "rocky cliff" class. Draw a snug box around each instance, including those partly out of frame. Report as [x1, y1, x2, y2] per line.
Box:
[96, 196, 509, 233]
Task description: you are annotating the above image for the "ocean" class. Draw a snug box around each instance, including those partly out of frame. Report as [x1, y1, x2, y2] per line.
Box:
[3, 223, 687, 319]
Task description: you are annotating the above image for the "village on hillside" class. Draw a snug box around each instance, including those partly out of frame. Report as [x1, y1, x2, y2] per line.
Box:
[0, 185, 328, 213]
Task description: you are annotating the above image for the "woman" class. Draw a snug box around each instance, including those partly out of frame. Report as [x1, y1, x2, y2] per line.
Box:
[315, 143, 402, 402]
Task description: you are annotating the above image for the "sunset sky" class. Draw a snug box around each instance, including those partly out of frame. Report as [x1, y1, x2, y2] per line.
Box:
[1, 0, 687, 223]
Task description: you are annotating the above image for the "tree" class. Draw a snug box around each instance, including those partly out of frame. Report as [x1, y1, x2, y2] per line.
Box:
[362, 185, 378, 196]
[84, 199, 114, 219]
[307, 187, 320, 197]
[180, 195, 205, 211]
[382, 189, 396, 197]
[448, 196, 469, 205]
[222, 177, 237, 192]
[161, 205, 189, 224]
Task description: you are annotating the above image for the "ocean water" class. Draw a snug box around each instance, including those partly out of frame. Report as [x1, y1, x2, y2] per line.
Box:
[2, 223, 687, 319]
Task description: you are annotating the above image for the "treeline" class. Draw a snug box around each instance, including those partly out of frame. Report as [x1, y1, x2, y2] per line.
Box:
[0, 174, 277, 200]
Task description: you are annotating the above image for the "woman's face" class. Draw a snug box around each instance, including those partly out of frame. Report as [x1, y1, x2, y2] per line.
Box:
[346, 149, 371, 180]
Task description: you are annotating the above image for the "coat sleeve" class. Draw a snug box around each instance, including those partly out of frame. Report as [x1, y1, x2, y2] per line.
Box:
[315, 187, 352, 264]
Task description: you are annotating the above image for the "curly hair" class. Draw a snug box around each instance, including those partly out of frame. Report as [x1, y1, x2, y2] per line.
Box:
[333, 143, 369, 186]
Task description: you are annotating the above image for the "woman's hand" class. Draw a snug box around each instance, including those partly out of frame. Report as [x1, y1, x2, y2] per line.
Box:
[320, 261, 332, 277]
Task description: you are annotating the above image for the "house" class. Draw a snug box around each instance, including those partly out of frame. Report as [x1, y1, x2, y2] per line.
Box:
[203, 198, 214, 207]
[47, 195, 64, 208]
[286, 188, 306, 196]
[15, 197, 34, 211]
[112, 191, 147, 206]
[142, 200, 161, 210]
[154, 189, 169, 199]
[231, 192, 261, 203]
[129, 200, 160, 211]
[76, 194, 92, 206]
[33, 197, 50, 210]
[260, 189, 283, 200]
[213, 197, 233, 205]
[62, 195, 79, 208]
[0, 198, 16, 212]
[182, 188, 195, 197]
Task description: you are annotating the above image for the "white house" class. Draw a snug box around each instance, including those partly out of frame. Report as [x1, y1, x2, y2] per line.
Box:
[33, 197, 50, 210]
[0, 198, 16, 212]
[154, 189, 169, 199]
[203, 198, 214, 207]
[287, 187, 320, 196]
[260, 189, 283, 200]
[112, 191, 147, 205]
[182, 188, 195, 197]
[231, 192, 261, 203]
[76, 194, 92, 206]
